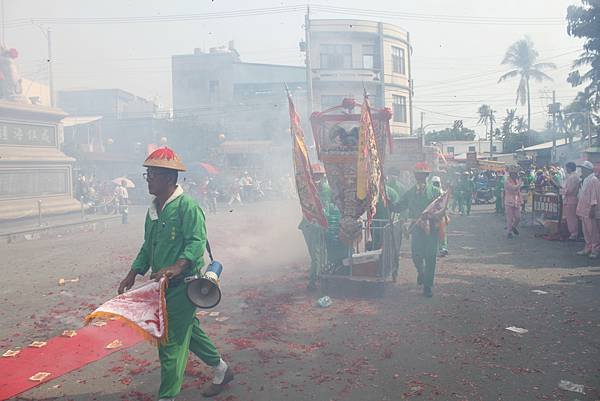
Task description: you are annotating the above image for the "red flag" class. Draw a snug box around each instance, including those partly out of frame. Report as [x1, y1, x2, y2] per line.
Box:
[356, 94, 385, 226]
[411, 190, 451, 236]
[85, 278, 168, 344]
[287, 94, 328, 228]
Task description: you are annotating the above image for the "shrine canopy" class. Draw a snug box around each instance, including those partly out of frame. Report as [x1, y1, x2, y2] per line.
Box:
[309, 98, 392, 163]
[309, 98, 392, 245]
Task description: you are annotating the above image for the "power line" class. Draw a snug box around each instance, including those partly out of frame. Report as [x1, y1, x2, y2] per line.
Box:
[6, 6, 307, 27]
[309, 4, 566, 26]
[6, 3, 567, 28]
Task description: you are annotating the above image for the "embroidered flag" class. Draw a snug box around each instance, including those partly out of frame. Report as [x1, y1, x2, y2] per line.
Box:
[287, 93, 328, 228]
[414, 190, 451, 235]
[85, 278, 168, 344]
[356, 94, 384, 224]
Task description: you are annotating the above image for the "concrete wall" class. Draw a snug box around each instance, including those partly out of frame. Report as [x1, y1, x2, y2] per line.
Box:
[58, 89, 155, 119]
[171, 49, 307, 140]
[0, 101, 80, 220]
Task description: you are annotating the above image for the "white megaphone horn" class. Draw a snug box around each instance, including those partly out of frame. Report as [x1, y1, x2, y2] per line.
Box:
[185, 260, 223, 309]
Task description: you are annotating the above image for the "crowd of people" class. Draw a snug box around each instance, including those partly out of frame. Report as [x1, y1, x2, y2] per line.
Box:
[181, 171, 297, 214]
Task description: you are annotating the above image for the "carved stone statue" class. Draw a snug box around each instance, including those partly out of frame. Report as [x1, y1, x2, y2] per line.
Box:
[0, 46, 29, 103]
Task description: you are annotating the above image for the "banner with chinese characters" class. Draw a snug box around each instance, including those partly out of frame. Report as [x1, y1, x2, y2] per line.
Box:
[0, 121, 56, 147]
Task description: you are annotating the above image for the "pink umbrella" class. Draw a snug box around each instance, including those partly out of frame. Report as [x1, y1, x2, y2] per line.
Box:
[198, 162, 220, 175]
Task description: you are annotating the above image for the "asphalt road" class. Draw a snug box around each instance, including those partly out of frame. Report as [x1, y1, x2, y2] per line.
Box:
[1, 201, 599, 401]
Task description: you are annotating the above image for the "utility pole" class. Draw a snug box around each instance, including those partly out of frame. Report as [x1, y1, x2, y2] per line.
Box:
[489, 108, 495, 159]
[407, 32, 414, 136]
[420, 111, 424, 147]
[1, 0, 5, 46]
[588, 110, 593, 148]
[47, 28, 55, 107]
[552, 90, 556, 162]
[304, 6, 313, 117]
[548, 90, 561, 163]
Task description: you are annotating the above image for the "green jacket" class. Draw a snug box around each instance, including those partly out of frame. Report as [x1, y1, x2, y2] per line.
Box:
[132, 187, 206, 276]
[374, 185, 400, 221]
[457, 177, 475, 194]
[393, 185, 441, 219]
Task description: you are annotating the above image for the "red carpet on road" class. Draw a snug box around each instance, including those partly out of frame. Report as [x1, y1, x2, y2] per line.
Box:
[0, 320, 143, 400]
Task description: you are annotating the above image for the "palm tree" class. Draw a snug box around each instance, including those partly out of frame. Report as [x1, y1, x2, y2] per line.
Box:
[498, 37, 556, 134]
[477, 104, 495, 139]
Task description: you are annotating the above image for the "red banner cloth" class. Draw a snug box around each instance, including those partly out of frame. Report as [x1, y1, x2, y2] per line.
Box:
[0, 320, 143, 400]
[86, 279, 168, 344]
[288, 94, 328, 228]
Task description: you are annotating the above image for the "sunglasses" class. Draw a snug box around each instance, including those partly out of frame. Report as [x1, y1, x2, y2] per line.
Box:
[142, 171, 170, 181]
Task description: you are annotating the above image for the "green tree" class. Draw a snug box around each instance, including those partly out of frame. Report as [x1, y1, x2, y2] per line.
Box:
[425, 122, 476, 143]
[477, 104, 495, 139]
[500, 108, 517, 138]
[500, 108, 530, 152]
[566, 0, 600, 142]
[498, 37, 557, 134]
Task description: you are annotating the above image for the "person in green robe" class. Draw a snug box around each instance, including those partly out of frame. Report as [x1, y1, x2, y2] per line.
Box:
[456, 172, 475, 216]
[298, 166, 329, 291]
[392, 163, 443, 297]
[495, 174, 505, 214]
[118, 147, 233, 400]
[324, 200, 350, 270]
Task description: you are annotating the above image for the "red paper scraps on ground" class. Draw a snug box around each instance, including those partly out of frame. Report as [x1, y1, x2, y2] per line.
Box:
[0, 319, 143, 400]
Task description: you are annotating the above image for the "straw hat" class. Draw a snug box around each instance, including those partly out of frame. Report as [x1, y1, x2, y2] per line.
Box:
[143, 147, 187, 171]
[311, 163, 326, 175]
[414, 162, 432, 173]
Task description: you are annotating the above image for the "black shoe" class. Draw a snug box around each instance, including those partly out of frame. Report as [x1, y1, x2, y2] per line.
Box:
[202, 367, 234, 398]
[512, 227, 519, 235]
[423, 286, 433, 297]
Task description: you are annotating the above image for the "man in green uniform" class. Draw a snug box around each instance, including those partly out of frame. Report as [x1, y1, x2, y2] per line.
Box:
[456, 172, 475, 216]
[298, 164, 329, 291]
[494, 174, 505, 214]
[392, 162, 442, 297]
[118, 147, 233, 400]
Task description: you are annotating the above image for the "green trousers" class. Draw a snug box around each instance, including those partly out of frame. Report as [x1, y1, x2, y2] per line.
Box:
[438, 232, 448, 251]
[495, 193, 504, 214]
[326, 236, 350, 268]
[458, 194, 472, 215]
[411, 227, 439, 288]
[300, 223, 326, 284]
[158, 284, 221, 398]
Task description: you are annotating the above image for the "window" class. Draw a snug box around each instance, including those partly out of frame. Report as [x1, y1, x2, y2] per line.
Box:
[209, 80, 219, 100]
[392, 95, 407, 123]
[492, 145, 498, 152]
[468, 145, 476, 152]
[362, 45, 375, 69]
[320, 44, 352, 69]
[392, 46, 405, 74]
[447, 146, 455, 154]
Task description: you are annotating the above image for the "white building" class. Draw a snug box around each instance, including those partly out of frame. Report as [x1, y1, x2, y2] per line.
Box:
[435, 140, 503, 158]
[307, 19, 413, 136]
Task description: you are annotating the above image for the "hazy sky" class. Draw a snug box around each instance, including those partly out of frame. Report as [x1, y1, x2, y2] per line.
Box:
[7, 0, 584, 137]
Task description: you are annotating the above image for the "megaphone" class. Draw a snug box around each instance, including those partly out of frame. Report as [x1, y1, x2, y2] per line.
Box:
[185, 261, 223, 309]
